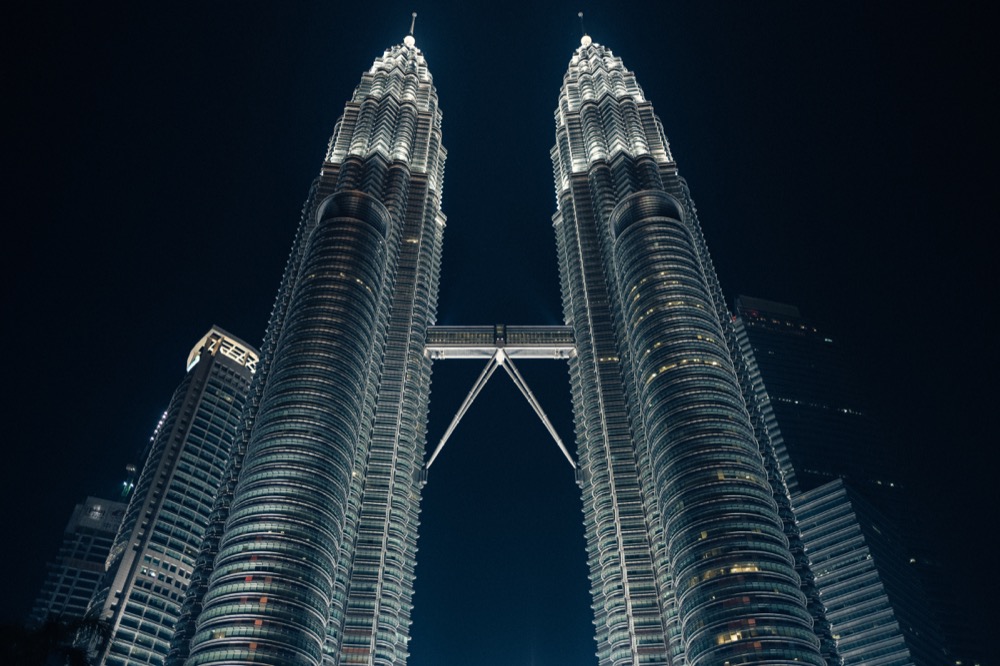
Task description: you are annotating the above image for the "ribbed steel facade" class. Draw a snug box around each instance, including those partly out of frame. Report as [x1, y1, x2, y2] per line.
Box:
[169, 40, 445, 666]
[731, 316, 841, 666]
[552, 40, 825, 666]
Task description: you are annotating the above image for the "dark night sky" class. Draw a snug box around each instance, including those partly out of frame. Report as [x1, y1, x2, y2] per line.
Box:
[4, 2, 997, 664]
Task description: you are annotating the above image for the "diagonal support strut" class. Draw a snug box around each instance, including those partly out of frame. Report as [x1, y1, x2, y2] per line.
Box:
[498, 354, 576, 469]
[425, 349, 576, 471]
[425, 352, 503, 469]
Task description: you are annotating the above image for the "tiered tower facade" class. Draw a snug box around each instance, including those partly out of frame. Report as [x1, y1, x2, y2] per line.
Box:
[170, 36, 445, 666]
[551, 38, 825, 666]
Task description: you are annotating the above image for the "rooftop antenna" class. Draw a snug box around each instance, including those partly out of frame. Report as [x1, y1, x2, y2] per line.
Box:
[578, 11, 592, 46]
[404, 12, 417, 47]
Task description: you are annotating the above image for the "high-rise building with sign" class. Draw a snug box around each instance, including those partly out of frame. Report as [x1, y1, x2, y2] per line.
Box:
[92, 327, 258, 666]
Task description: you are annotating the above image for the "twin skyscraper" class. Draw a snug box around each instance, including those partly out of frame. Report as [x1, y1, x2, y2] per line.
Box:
[97, 31, 835, 666]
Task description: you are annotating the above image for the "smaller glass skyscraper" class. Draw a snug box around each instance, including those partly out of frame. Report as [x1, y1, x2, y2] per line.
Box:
[28, 496, 126, 627]
[734, 297, 951, 665]
[91, 327, 257, 666]
[733, 296, 898, 498]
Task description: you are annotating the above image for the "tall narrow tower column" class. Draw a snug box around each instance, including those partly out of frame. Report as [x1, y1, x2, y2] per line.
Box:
[174, 35, 446, 666]
[552, 37, 825, 666]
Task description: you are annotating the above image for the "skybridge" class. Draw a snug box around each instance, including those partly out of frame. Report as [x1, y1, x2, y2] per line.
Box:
[425, 324, 575, 359]
[424, 325, 577, 470]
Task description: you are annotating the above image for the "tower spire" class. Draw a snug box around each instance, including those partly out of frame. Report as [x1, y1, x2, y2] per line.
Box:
[578, 11, 592, 47]
[404, 12, 417, 47]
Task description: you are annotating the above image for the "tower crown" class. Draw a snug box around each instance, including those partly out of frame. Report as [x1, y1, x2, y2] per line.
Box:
[553, 40, 673, 189]
[564, 41, 645, 109]
[186, 325, 259, 373]
[326, 41, 444, 188]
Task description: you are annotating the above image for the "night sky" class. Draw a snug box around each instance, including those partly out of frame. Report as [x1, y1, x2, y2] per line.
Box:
[5, 2, 997, 664]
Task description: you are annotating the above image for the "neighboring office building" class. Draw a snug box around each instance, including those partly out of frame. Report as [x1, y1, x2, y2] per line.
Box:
[169, 32, 827, 666]
[733, 296, 899, 499]
[28, 496, 126, 627]
[91, 327, 257, 666]
[733, 296, 954, 665]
